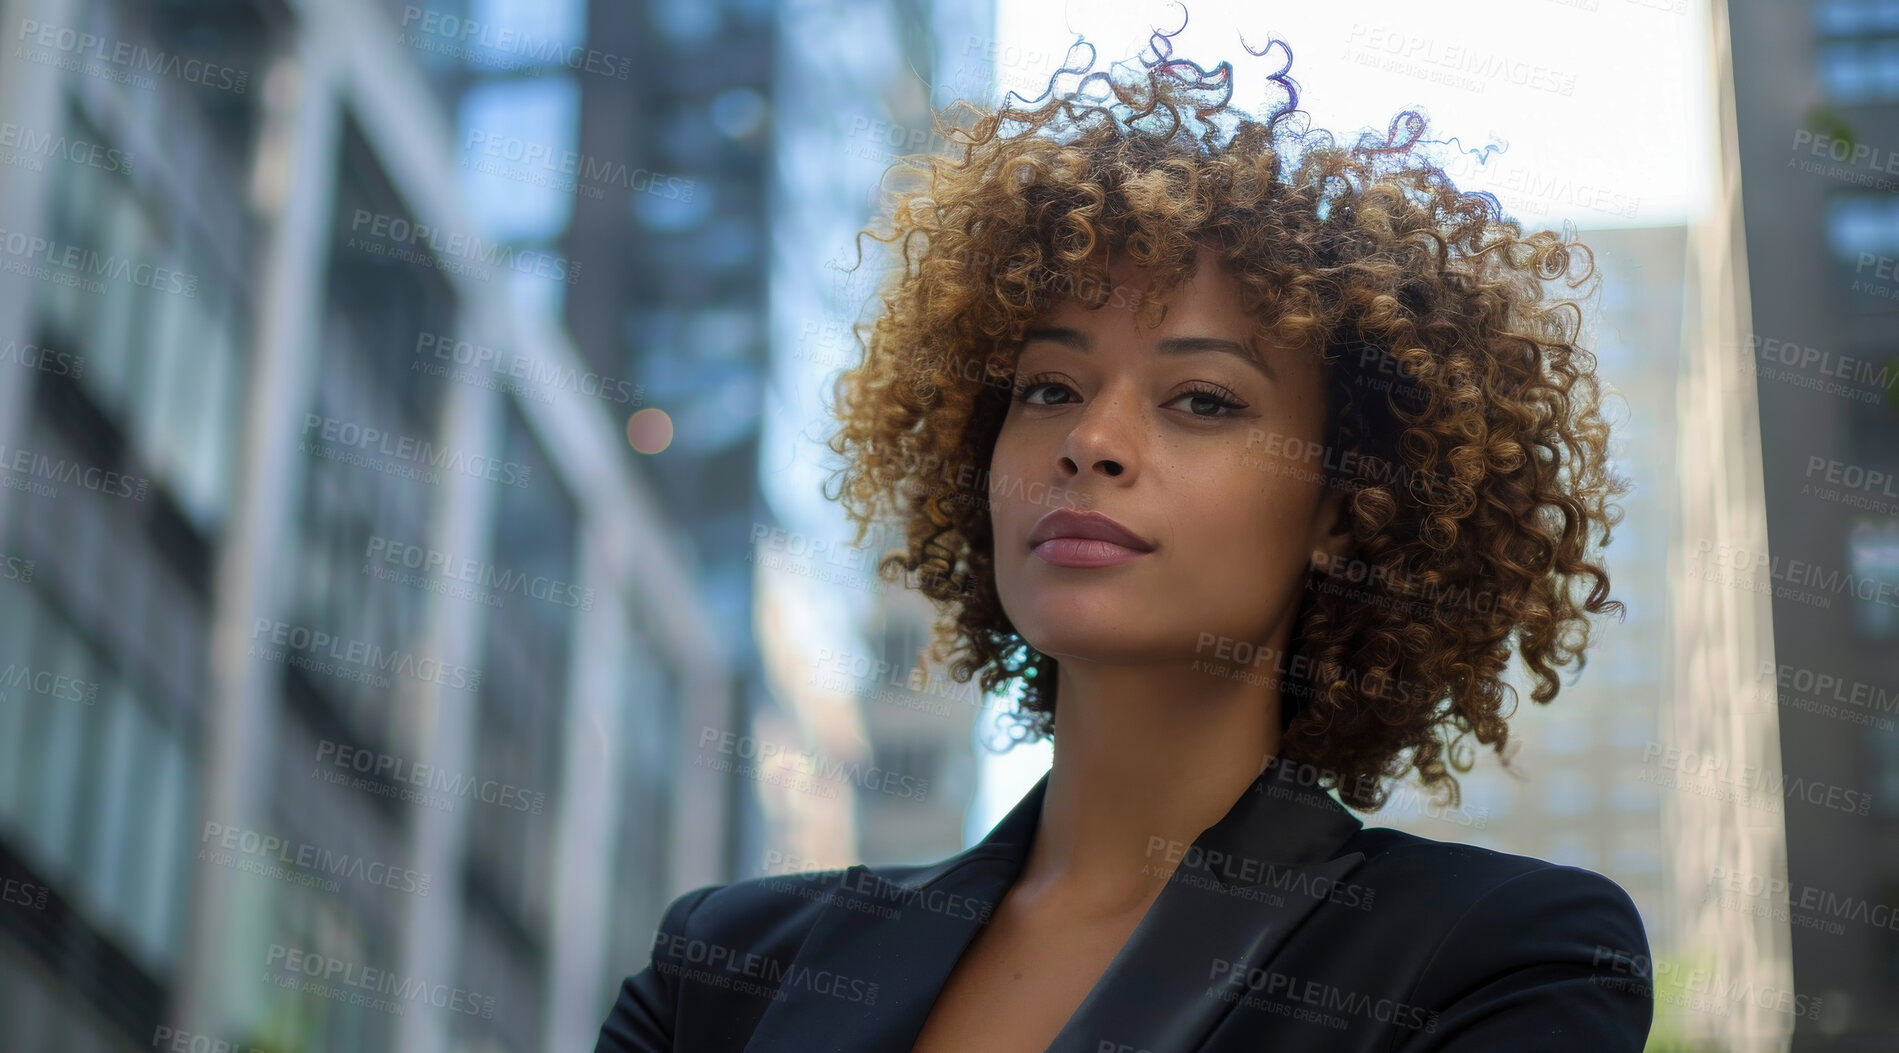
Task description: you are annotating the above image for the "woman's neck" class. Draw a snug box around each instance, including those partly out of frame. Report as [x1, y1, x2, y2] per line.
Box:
[1011, 661, 1285, 919]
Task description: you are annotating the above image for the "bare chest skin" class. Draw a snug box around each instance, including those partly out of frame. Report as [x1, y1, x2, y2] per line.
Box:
[908, 890, 1157, 1053]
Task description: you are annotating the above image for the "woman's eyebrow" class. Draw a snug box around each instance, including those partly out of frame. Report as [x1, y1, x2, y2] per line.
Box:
[1021, 326, 1274, 379]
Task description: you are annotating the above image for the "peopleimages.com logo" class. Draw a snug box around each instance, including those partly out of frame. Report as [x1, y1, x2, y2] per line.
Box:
[461, 130, 693, 201]
[151, 1026, 266, 1053]
[313, 739, 545, 815]
[364, 535, 595, 611]
[0, 121, 133, 174]
[0, 661, 98, 705]
[0, 227, 198, 296]
[199, 822, 431, 896]
[396, 6, 631, 80]
[300, 413, 533, 488]
[266, 943, 496, 1019]
[346, 210, 581, 285]
[696, 727, 930, 801]
[413, 331, 639, 406]
[250, 617, 482, 692]
[13, 19, 251, 93]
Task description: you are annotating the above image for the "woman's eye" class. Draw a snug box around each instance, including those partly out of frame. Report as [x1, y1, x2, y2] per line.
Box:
[1164, 387, 1246, 418]
[1011, 379, 1246, 417]
[1013, 380, 1076, 405]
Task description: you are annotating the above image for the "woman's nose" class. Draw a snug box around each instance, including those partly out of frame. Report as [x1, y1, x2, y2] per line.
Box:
[1058, 390, 1141, 478]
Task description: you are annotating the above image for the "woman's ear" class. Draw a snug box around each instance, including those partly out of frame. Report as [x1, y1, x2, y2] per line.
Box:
[1308, 481, 1357, 572]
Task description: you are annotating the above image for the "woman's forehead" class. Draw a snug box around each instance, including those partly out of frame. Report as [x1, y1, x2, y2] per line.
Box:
[1034, 260, 1252, 331]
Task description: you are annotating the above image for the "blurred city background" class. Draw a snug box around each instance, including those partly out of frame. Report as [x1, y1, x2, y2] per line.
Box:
[0, 0, 1893, 1049]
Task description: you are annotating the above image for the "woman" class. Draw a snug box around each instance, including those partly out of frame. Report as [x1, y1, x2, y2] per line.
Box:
[596, 22, 1649, 1053]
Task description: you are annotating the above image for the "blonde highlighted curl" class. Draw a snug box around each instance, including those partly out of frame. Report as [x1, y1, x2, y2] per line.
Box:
[822, 21, 1628, 812]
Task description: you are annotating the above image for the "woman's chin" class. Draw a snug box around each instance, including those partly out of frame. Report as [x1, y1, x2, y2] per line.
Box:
[1014, 625, 1176, 666]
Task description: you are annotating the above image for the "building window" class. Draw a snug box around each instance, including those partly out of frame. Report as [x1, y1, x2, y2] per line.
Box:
[468, 0, 587, 68]
[1816, 1, 1899, 103]
[465, 405, 576, 941]
[1822, 192, 1899, 309]
[1610, 710, 1653, 751]
[1611, 778, 1660, 813]
[285, 122, 455, 760]
[1458, 771, 1509, 822]
[456, 74, 582, 243]
[38, 105, 249, 533]
[1848, 516, 1899, 639]
[1874, 689, 1899, 819]
[1825, 193, 1899, 261]
[0, 586, 196, 973]
[1545, 711, 1592, 755]
[1611, 848, 1663, 875]
[875, 740, 941, 798]
[1845, 384, 1899, 640]
[1543, 768, 1595, 817]
[267, 875, 388, 1050]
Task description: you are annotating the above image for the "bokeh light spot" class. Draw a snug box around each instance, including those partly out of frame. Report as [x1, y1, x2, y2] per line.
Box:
[627, 408, 674, 454]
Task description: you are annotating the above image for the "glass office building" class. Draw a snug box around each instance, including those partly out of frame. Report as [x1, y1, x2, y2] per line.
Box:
[0, 1, 733, 1051]
[1728, 0, 1899, 1044]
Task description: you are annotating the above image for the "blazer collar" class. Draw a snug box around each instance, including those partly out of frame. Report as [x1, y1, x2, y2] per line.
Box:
[905, 750, 1363, 883]
[740, 753, 1367, 1053]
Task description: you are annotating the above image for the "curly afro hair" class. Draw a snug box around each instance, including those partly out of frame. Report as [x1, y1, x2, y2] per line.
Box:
[821, 20, 1627, 812]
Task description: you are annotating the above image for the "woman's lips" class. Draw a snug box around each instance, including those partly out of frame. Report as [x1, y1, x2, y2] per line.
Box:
[1030, 537, 1153, 568]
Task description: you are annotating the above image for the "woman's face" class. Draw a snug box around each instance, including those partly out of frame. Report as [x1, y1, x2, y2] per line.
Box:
[987, 247, 1352, 673]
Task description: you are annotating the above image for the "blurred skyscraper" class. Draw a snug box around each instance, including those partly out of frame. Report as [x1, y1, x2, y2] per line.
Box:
[752, 0, 996, 879]
[542, 0, 777, 873]
[1726, 0, 1899, 1046]
[0, 2, 736, 1052]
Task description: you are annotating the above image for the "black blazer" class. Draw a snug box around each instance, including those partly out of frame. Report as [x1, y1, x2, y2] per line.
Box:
[594, 755, 1653, 1051]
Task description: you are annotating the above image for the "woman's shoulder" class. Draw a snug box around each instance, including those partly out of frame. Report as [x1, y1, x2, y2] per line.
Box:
[647, 857, 966, 958]
[1347, 822, 1642, 908]
[1340, 823, 1651, 966]
[1300, 824, 1657, 1044]
[650, 867, 856, 947]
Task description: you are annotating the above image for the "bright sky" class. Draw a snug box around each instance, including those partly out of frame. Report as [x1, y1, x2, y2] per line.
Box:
[964, 0, 1721, 844]
[978, 0, 1716, 230]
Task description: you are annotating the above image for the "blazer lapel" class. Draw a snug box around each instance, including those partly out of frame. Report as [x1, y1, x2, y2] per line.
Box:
[1045, 755, 1367, 1052]
[739, 755, 1365, 1053]
[739, 776, 1046, 1053]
